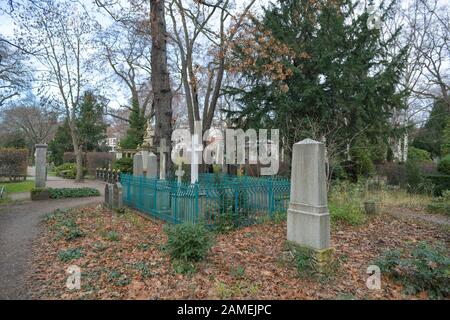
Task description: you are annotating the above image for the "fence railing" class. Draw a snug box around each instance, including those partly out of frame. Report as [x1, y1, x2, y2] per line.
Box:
[96, 168, 121, 184]
[121, 173, 291, 226]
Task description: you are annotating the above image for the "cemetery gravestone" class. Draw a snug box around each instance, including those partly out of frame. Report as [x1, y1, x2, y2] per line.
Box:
[113, 182, 123, 209]
[104, 184, 113, 208]
[146, 153, 158, 179]
[133, 153, 144, 176]
[287, 139, 333, 272]
[35, 144, 48, 188]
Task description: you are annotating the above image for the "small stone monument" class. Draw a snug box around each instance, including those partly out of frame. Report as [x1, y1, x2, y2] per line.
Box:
[133, 153, 144, 176]
[287, 139, 333, 272]
[104, 184, 113, 208]
[35, 144, 48, 188]
[113, 182, 123, 209]
[146, 153, 158, 179]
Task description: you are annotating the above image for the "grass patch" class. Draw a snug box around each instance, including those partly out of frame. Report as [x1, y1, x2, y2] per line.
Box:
[2, 181, 34, 193]
[375, 189, 433, 209]
[133, 262, 152, 279]
[45, 209, 84, 241]
[328, 181, 366, 225]
[107, 270, 130, 286]
[172, 260, 197, 275]
[104, 230, 120, 242]
[58, 248, 84, 262]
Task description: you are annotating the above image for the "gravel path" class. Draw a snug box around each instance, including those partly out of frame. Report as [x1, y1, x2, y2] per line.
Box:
[385, 206, 450, 226]
[0, 182, 105, 299]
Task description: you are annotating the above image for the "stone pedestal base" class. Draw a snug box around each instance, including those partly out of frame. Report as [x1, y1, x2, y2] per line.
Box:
[286, 241, 334, 274]
[311, 247, 334, 274]
[287, 207, 330, 249]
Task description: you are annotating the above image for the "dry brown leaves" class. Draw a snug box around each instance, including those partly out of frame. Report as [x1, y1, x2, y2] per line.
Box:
[27, 206, 449, 300]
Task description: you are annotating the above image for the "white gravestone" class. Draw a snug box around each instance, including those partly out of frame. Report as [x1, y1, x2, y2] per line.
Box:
[146, 153, 158, 179]
[133, 154, 144, 176]
[287, 139, 333, 271]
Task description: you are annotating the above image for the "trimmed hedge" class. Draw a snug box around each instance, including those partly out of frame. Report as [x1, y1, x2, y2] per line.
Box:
[0, 148, 28, 179]
[47, 187, 100, 199]
[31, 187, 100, 200]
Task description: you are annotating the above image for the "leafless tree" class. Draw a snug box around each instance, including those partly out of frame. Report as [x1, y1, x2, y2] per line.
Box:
[97, 21, 154, 123]
[0, 40, 31, 108]
[382, 0, 449, 161]
[167, 0, 256, 134]
[10, 0, 97, 181]
[1, 102, 58, 152]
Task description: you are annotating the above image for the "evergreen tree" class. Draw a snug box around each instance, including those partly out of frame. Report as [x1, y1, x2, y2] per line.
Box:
[413, 98, 450, 158]
[441, 117, 450, 157]
[48, 119, 73, 165]
[49, 92, 108, 165]
[77, 91, 108, 152]
[120, 97, 147, 149]
[227, 0, 407, 162]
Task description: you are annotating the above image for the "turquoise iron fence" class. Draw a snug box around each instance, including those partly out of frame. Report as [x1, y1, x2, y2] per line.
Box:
[121, 173, 290, 226]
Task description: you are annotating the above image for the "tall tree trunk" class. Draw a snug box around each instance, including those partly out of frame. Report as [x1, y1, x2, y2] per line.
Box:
[68, 120, 84, 182]
[151, 0, 173, 173]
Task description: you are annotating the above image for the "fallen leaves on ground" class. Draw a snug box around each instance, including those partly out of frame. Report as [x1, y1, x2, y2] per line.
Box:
[26, 206, 449, 300]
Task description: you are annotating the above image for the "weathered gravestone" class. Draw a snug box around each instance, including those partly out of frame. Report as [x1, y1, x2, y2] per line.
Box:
[146, 153, 158, 179]
[133, 153, 144, 176]
[113, 182, 123, 209]
[287, 139, 333, 272]
[35, 144, 48, 188]
[104, 184, 113, 208]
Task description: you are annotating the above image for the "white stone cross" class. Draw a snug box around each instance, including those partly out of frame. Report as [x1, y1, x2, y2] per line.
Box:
[188, 121, 203, 184]
[157, 138, 169, 180]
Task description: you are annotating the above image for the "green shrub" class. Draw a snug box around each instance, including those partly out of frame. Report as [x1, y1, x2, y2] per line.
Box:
[212, 212, 238, 233]
[47, 187, 100, 199]
[329, 202, 366, 225]
[427, 191, 450, 216]
[55, 163, 87, 179]
[374, 242, 450, 299]
[113, 158, 133, 174]
[164, 223, 214, 262]
[408, 147, 432, 162]
[330, 162, 347, 180]
[438, 155, 450, 175]
[425, 174, 450, 196]
[58, 248, 84, 262]
[404, 160, 434, 194]
[353, 148, 375, 177]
